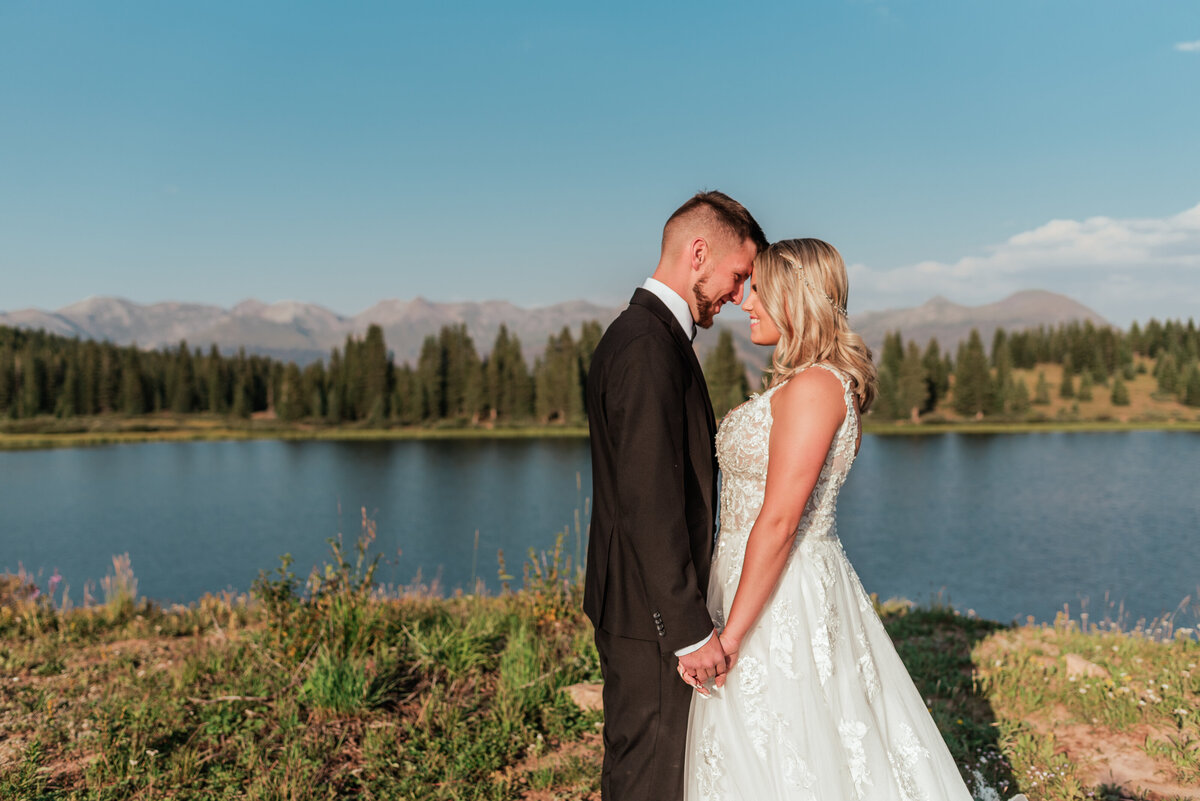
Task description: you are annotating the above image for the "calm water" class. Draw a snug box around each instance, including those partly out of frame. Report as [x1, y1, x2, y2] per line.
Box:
[1, 433, 1197, 625]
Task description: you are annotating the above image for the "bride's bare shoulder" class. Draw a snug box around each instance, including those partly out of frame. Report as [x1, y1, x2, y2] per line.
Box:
[770, 366, 846, 425]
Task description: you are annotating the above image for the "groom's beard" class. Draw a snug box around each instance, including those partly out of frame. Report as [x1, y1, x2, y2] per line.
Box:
[692, 275, 718, 329]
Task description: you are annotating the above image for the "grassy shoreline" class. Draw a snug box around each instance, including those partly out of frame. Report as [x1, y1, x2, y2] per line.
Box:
[2, 533, 1198, 800]
[3, 415, 1200, 451]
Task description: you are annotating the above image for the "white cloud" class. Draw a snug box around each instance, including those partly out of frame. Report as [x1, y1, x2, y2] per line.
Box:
[848, 203, 1200, 324]
[1175, 40, 1200, 52]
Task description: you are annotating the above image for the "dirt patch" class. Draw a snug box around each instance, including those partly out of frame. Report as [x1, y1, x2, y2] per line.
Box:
[507, 731, 602, 801]
[1045, 720, 1198, 800]
[1019, 705, 1199, 799]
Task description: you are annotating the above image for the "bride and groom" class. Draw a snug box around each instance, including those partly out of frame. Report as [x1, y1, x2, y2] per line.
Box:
[585, 191, 996, 800]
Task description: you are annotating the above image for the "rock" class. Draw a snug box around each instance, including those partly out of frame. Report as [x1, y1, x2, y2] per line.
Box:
[562, 682, 603, 712]
[1064, 653, 1110, 680]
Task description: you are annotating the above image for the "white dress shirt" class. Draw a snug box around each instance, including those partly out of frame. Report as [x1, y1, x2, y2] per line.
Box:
[639, 278, 714, 657]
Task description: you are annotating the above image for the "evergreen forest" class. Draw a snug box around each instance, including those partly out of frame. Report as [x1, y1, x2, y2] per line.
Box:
[1, 316, 1198, 431]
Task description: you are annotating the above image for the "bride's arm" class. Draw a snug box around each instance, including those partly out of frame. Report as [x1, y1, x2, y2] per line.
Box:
[719, 368, 846, 666]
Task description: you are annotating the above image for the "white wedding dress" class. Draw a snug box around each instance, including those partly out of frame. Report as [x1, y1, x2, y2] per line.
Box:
[684, 364, 976, 801]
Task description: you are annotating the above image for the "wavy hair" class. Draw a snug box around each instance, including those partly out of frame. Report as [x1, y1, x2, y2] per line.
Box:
[754, 238, 877, 413]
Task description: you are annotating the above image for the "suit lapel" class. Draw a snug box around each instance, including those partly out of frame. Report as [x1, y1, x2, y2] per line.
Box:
[629, 289, 718, 521]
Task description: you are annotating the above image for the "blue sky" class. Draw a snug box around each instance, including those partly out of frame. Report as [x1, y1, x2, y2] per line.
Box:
[2, 1, 1198, 325]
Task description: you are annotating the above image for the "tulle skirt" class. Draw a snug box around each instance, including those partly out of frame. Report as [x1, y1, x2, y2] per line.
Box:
[683, 534, 975, 801]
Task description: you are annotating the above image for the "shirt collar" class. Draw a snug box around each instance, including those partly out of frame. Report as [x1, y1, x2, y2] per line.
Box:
[641, 277, 696, 342]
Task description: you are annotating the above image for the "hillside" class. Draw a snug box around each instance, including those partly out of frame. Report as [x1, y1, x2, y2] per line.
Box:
[2, 290, 1108, 370]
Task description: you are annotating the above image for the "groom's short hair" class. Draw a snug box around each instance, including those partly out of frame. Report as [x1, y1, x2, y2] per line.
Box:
[662, 191, 768, 255]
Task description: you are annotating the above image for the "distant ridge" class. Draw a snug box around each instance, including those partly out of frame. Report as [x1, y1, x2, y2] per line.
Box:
[1, 290, 1108, 366]
[849, 290, 1108, 355]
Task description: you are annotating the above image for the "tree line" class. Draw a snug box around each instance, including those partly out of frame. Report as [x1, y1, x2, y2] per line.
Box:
[873, 318, 1200, 420]
[6, 315, 1193, 427]
[0, 323, 602, 426]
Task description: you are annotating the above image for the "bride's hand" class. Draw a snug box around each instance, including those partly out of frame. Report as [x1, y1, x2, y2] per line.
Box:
[718, 633, 740, 674]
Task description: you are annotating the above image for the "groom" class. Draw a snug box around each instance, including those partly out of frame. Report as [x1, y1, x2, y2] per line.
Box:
[585, 191, 766, 800]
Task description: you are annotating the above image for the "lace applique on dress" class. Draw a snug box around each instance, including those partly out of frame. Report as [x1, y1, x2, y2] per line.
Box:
[769, 600, 802, 679]
[736, 656, 773, 759]
[856, 627, 880, 702]
[697, 725, 725, 801]
[838, 719, 874, 799]
[781, 736, 818, 798]
[888, 722, 932, 801]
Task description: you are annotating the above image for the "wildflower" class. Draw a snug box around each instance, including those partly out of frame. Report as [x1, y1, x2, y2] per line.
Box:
[1175, 708, 1189, 716]
[49, 571, 62, 593]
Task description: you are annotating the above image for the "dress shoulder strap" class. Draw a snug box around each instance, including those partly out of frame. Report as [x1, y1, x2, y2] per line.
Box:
[812, 363, 857, 420]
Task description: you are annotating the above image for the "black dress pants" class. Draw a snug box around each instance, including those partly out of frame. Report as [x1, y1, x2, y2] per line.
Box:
[595, 627, 693, 801]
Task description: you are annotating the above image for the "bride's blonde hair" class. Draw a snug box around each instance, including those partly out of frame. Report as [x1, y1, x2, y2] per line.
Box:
[755, 239, 877, 413]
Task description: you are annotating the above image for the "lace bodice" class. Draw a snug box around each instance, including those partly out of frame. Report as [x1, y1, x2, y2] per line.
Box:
[714, 363, 859, 552]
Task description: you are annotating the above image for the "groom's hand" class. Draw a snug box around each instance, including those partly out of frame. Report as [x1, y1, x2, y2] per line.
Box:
[676, 630, 728, 689]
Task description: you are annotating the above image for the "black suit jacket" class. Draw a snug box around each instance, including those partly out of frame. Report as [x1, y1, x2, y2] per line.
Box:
[584, 288, 719, 654]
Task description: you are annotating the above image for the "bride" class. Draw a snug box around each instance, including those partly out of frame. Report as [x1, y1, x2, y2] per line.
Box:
[680, 239, 987, 800]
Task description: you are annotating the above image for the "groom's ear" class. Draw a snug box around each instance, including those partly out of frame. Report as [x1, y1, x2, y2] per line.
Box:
[690, 237, 710, 272]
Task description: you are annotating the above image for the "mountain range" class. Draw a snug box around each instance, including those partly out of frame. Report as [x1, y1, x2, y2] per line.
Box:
[0, 290, 1107, 369]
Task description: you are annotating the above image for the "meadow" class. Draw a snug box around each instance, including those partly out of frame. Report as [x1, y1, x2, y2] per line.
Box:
[2, 520, 1197, 800]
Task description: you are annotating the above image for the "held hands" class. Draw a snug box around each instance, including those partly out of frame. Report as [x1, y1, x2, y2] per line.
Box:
[675, 630, 727, 695]
[718, 632, 740, 674]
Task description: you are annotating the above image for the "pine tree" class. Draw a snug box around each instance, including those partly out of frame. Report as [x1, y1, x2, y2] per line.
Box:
[952, 329, 990, 417]
[441, 324, 483, 420]
[56, 354, 80, 417]
[19, 343, 46, 417]
[484, 325, 533, 420]
[206, 345, 227, 413]
[990, 336, 1013, 414]
[577, 320, 603, 383]
[1077, 370, 1094, 401]
[704, 329, 750, 419]
[875, 364, 899, 419]
[535, 327, 584, 424]
[502, 333, 533, 419]
[896, 342, 928, 422]
[277, 363, 306, 421]
[302, 361, 327, 419]
[169, 340, 196, 413]
[921, 339, 947, 412]
[1010, 377, 1031, 415]
[1110, 373, 1130, 406]
[415, 336, 443, 420]
[98, 346, 119, 413]
[1059, 354, 1075, 399]
[0, 344, 14, 415]
[362, 324, 390, 423]
[230, 351, 253, 419]
[1183, 363, 1200, 408]
[121, 349, 145, 415]
[1156, 352, 1179, 395]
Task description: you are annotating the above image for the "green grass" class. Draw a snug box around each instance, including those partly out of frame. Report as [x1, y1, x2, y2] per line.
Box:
[6, 406, 1200, 452]
[863, 419, 1200, 435]
[0, 415, 589, 451]
[3, 534, 1197, 799]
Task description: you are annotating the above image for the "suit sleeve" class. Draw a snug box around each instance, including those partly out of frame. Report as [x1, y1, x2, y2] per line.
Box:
[606, 333, 715, 652]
